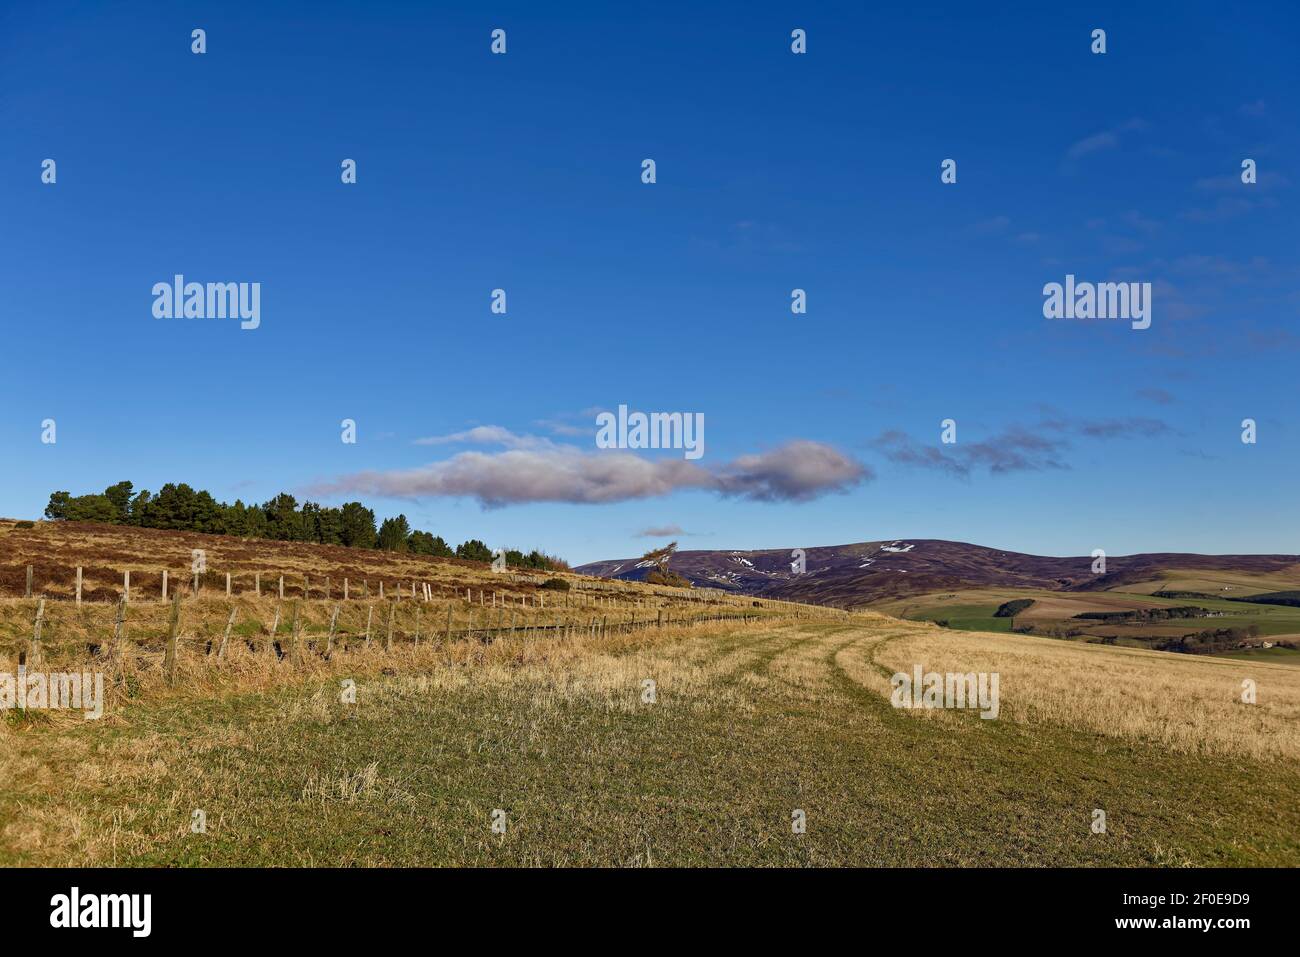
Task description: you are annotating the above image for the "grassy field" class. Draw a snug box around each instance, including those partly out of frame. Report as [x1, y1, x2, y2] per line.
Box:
[882, 583, 1300, 649]
[905, 602, 1014, 634]
[1118, 569, 1300, 598]
[5, 614, 1298, 867]
[1220, 646, 1300, 665]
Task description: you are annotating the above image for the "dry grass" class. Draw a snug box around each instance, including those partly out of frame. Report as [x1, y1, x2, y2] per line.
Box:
[0, 616, 780, 865]
[0, 517, 827, 675]
[0, 517, 812, 612]
[4, 615, 1299, 866]
[863, 622, 1300, 761]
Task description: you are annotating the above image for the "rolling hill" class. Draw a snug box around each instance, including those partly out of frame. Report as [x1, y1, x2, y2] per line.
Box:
[578, 540, 1300, 658]
[576, 539, 1300, 607]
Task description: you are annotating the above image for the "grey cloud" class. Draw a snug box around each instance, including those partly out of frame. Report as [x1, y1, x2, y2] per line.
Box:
[874, 414, 1171, 477]
[874, 427, 1068, 477]
[313, 448, 710, 508]
[1041, 416, 1172, 439]
[716, 441, 872, 502]
[872, 430, 970, 477]
[311, 438, 870, 508]
[637, 525, 686, 538]
[1136, 387, 1176, 405]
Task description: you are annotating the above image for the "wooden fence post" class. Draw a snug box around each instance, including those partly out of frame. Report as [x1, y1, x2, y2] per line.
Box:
[326, 605, 339, 658]
[30, 599, 45, 667]
[304, 576, 310, 600]
[124, 570, 131, 603]
[268, 604, 281, 652]
[384, 602, 394, 651]
[290, 603, 301, 664]
[75, 566, 83, 605]
[218, 607, 237, 658]
[164, 590, 182, 686]
[255, 572, 261, 596]
[162, 569, 168, 601]
[344, 578, 349, 600]
[279, 575, 284, 600]
[379, 582, 385, 600]
[25, 565, 33, 599]
[109, 597, 126, 666]
[414, 606, 421, 646]
[365, 605, 373, 646]
[226, 572, 232, 597]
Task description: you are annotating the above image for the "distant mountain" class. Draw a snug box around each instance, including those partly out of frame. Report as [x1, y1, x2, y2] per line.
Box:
[575, 540, 1300, 608]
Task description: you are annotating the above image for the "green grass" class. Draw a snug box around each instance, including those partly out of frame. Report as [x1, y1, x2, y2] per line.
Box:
[1218, 646, 1300, 665]
[900, 589, 1300, 642]
[1106, 591, 1300, 626]
[4, 622, 1297, 866]
[910, 604, 1014, 634]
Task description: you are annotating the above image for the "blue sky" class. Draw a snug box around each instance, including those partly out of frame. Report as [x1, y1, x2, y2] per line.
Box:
[2, 1, 1297, 564]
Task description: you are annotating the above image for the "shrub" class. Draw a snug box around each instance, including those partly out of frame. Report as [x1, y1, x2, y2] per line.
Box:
[14, 520, 34, 529]
[994, 598, 1035, 618]
[646, 569, 691, 589]
[540, 577, 571, 591]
